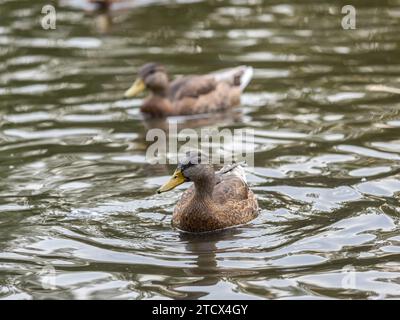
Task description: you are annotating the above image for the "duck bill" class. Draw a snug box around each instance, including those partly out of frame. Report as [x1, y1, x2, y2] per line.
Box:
[124, 78, 146, 98]
[157, 169, 186, 193]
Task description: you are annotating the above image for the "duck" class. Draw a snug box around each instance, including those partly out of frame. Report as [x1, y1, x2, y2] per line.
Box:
[157, 151, 259, 232]
[124, 63, 253, 118]
[89, 0, 115, 33]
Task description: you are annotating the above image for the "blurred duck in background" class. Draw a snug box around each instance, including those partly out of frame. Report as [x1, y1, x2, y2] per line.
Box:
[89, 0, 120, 33]
[60, 0, 123, 33]
[124, 63, 254, 118]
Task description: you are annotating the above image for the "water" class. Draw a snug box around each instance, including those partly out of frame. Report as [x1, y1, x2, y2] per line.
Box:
[1, 0, 400, 299]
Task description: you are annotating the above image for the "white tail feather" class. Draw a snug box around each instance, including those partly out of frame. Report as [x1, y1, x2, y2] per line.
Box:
[217, 162, 248, 183]
[212, 66, 254, 91]
[230, 165, 247, 183]
[239, 66, 253, 91]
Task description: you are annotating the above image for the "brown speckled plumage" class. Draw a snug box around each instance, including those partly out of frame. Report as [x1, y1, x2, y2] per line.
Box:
[126, 63, 253, 118]
[158, 153, 259, 232]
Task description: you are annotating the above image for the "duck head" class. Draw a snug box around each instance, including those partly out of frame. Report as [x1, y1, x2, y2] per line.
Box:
[157, 151, 212, 193]
[124, 63, 169, 98]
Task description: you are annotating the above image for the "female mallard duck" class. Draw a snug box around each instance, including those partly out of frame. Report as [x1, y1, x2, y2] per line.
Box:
[157, 152, 259, 232]
[124, 63, 253, 118]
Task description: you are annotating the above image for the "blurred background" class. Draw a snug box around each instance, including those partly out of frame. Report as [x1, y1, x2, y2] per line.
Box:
[0, 0, 400, 299]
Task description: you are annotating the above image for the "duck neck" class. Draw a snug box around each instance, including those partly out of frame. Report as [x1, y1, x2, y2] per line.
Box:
[179, 165, 219, 232]
[192, 166, 216, 203]
[150, 83, 169, 98]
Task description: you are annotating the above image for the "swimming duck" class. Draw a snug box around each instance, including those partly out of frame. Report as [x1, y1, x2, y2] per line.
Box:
[157, 152, 259, 232]
[124, 63, 253, 118]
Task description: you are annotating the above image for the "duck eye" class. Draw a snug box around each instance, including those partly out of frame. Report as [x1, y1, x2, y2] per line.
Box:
[183, 163, 192, 170]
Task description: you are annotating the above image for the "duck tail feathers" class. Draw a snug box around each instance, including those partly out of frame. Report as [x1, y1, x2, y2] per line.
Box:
[212, 66, 253, 91]
[238, 66, 253, 91]
[217, 161, 248, 183]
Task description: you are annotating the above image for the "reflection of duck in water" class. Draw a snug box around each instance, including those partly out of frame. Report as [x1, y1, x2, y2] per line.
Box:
[124, 63, 253, 118]
[177, 231, 236, 299]
[177, 229, 257, 299]
[157, 151, 259, 232]
[141, 108, 244, 132]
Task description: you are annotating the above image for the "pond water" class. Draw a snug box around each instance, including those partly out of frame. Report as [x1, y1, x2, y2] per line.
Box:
[1, 0, 400, 299]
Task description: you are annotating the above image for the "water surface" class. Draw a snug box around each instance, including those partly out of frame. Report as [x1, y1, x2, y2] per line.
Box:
[1, 0, 400, 299]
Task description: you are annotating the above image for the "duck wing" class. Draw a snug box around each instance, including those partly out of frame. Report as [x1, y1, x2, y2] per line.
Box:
[212, 163, 250, 204]
[169, 75, 217, 100]
[169, 65, 253, 101]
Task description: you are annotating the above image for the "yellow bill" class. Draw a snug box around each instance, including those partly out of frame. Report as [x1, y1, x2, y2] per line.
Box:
[157, 169, 186, 193]
[124, 78, 146, 98]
